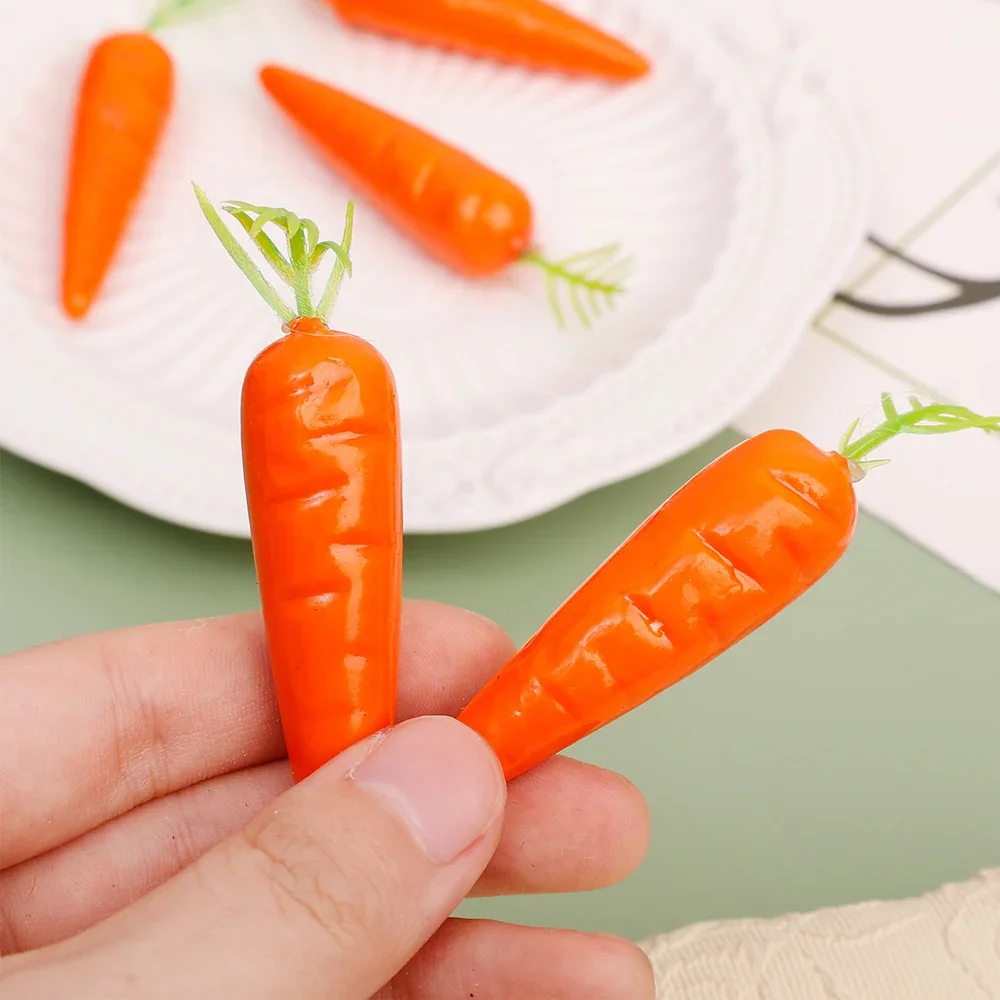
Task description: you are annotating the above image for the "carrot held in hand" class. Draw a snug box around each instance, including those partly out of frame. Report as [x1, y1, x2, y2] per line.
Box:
[324, 0, 650, 82]
[195, 186, 402, 782]
[260, 65, 632, 327]
[459, 396, 1000, 780]
[62, 0, 231, 320]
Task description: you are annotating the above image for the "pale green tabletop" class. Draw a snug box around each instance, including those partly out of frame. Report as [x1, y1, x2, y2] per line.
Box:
[2, 437, 999, 943]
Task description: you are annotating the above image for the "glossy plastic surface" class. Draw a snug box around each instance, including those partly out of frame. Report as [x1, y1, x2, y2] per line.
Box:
[459, 430, 858, 780]
[260, 66, 533, 277]
[330, 0, 650, 80]
[243, 318, 402, 781]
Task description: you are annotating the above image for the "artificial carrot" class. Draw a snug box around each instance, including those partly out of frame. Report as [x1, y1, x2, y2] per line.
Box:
[324, 0, 650, 82]
[195, 187, 402, 782]
[260, 65, 631, 326]
[458, 397, 1000, 780]
[62, 33, 172, 319]
[62, 0, 229, 320]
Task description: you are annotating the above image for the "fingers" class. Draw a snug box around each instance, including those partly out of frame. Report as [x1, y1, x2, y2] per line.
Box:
[11, 718, 506, 1000]
[0, 614, 274, 871]
[0, 756, 648, 953]
[394, 604, 515, 717]
[0, 762, 292, 954]
[375, 919, 655, 1000]
[0, 603, 514, 869]
[471, 755, 650, 897]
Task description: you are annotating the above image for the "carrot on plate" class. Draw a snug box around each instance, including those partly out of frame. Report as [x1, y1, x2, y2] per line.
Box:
[458, 396, 1000, 780]
[195, 186, 402, 782]
[323, 0, 651, 82]
[62, 0, 229, 321]
[260, 64, 632, 327]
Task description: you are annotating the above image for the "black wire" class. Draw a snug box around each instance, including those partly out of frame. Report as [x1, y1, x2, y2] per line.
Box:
[834, 234, 1000, 317]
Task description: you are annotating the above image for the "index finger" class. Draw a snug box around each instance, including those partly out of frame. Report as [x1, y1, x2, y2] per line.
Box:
[0, 603, 514, 870]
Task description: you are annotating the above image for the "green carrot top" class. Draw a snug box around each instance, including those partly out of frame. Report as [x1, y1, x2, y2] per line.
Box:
[195, 184, 355, 325]
[522, 244, 633, 329]
[838, 393, 1000, 481]
[146, 0, 236, 32]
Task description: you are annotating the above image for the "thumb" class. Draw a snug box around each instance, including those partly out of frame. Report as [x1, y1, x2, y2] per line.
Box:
[16, 716, 506, 1000]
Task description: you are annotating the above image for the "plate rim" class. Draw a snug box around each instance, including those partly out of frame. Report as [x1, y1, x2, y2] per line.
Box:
[0, 0, 872, 537]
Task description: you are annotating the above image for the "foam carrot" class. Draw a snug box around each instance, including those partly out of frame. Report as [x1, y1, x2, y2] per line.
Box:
[260, 65, 631, 327]
[324, 0, 650, 82]
[195, 186, 402, 782]
[62, 0, 231, 320]
[458, 397, 1000, 780]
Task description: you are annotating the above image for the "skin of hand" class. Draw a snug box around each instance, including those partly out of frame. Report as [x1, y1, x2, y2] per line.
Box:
[0, 601, 654, 1000]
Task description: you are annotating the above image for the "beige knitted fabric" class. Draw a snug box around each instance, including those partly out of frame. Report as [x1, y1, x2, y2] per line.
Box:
[639, 869, 1000, 998]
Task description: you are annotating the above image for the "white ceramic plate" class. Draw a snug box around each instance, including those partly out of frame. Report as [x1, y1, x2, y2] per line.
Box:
[0, 0, 870, 535]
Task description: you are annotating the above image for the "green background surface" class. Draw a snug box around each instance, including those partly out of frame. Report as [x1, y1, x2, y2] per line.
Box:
[2, 437, 999, 944]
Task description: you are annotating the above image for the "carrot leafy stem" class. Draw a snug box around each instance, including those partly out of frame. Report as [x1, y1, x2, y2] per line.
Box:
[522, 244, 633, 328]
[147, 0, 236, 31]
[318, 203, 355, 320]
[838, 393, 1000, 478]
[193, 184, 354, 325]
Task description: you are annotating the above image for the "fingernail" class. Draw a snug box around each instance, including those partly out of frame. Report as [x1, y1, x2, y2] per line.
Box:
[350, 716, 505, 865]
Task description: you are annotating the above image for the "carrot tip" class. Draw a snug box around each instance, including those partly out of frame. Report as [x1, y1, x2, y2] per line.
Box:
[625, 55, 652, 79]
[62, 292, 92, 320]
[605, 46, 652, 80]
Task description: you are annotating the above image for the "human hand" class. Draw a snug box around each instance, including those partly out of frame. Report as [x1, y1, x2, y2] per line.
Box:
[0, 602, 653, 998]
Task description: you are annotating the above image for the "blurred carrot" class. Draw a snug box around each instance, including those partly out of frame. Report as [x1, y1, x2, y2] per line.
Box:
[62, 0, 231, 320]
[261, 65, 632, 326]
[325, 0, 650, 81]
[62, 33, 171, 319]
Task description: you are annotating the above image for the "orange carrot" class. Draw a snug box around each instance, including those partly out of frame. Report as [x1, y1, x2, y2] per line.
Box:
[195, 188, 403, 782]
[62, 33, 173, 319]
[244, 313, 401, 781]
[62, 0, 230, 320]
[458, 398, 1000, 780]
[263, 65, 528, 278]
[260, 65, 631, 326]
[325, 0, 650, 81]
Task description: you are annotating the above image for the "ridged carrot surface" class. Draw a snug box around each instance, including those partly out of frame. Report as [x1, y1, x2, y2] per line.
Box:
[196, 191, 402, 782]
[325, 0, 650, 81]
[62, 33, 173, 319]
[459, 396, 1000, 781]
[459, 430, 858, 780]
[243, 316, 401, 781]
[260, 65, 533, 277]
